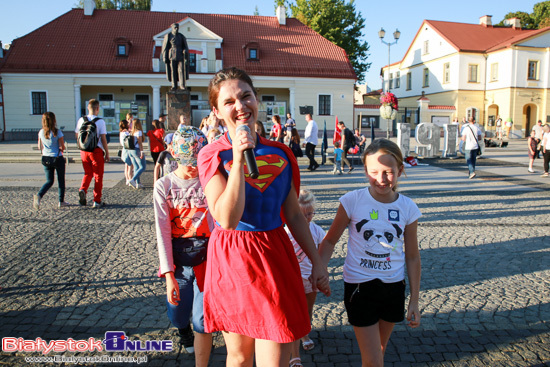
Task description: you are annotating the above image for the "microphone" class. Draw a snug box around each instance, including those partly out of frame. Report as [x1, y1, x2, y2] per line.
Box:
[235, 125, 259, 179]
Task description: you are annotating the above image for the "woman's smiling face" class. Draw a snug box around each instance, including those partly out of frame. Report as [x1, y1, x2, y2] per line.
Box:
[213, 79, 258, 140]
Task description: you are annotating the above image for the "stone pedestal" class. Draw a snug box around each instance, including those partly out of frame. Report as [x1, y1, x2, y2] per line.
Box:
[166, 89, 191, 130]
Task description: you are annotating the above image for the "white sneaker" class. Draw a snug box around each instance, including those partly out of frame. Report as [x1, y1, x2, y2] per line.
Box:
[137, 183, 144, 189]
[33, 194, 41, 210]
[528, 168, 535, 173]
[469, 172, 476, 179]
[92, 201, 106, 208]
[58, 201, 70, 208]
[128, 179, 138, 189]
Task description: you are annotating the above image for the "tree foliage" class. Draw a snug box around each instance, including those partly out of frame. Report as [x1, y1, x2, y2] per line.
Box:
[280, 0, 370, 82]
[497, 1, 550, 29]
[77, 0, 152, 10]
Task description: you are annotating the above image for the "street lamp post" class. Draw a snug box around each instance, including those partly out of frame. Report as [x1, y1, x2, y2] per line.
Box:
[379, 28, 400, 138]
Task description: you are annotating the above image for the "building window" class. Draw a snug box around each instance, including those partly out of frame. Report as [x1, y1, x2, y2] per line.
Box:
[261, 95, 275, 102]
[318, 94, 331, 115]
[189, 53, 196, 73]
[389, 73, 393, 89]
[423, 40, 429, 55]
[406, 72, 412, 90]
[443, 62, 450, 84]
[395, 71, 400, 88]
[491, 63, 498, 81]
[249, 48, 258, 60]
[466, 107, 478, 121]
[31, 91, 47, 115]
[423, 68, 429, 87]
[117, 44, 127, 56]
[528, 60, 539, 80]
[468, 64, 478, 83]
[98, 94, 114, 101]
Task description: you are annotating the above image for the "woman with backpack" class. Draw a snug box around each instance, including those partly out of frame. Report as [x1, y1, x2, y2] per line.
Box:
[119, 120, 134, 185]
[34, 112, 69, 209]
[128, 118, 146, 189]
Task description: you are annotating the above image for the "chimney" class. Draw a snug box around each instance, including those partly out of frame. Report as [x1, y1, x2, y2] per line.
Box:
[504, 17, 521, 29]
[84, 0, 96, 16]
[479, 15, 492, 27]
[276, 5, 286, 26]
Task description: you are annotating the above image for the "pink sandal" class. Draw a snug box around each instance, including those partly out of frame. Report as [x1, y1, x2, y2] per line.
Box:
[302, 338, 315, 351]
[289, 358, 303, 367]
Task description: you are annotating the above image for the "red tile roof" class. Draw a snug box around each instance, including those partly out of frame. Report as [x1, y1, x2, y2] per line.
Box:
[0, 9, 356, 79]
[425, 20, 546, 53]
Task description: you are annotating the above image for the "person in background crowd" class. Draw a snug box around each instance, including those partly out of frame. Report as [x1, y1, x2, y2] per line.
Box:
[304, 114, 319, 171]
[338, 121, 355, 174]
[533, 120, 543, 159]
[289, 128, 303, 158]
[154, 133, 178, 183]
[147, 119, 166, 164]
[332, 141, 343, 175]
[119, 120, 134, 186]
[540, 124, 550, 177]
[128, 118, 146, 189]
[354, 128, 366, 153]
[285, 113, 296, 143]
[528, 129, 537, 173]
[34, 112, 68, 209]
[269, 115, 284, 143]
[461, 117, 482, 179]
[75, 99, 109, 208]
[255, 121, 267, 138]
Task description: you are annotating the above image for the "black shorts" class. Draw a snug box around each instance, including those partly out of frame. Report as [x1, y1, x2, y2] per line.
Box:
[344, 279, 405, 327]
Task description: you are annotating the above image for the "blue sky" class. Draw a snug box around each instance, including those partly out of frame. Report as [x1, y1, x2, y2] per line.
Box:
[1, 0, 540, 88]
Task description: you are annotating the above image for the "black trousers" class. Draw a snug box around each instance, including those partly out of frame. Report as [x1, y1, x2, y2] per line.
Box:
[305, 143, 317, 168]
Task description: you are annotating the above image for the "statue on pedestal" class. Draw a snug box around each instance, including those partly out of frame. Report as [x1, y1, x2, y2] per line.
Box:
[162, 23, 190, 90]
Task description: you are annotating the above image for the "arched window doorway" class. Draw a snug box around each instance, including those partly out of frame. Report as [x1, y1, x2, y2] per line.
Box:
[523, 104, 538, 137]
[487, 104, 499, 134]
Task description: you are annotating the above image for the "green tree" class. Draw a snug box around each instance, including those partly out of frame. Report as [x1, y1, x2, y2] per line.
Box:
[533, 1, 550, 28]
[281, 0, 370, 82]
[77, 0, 152, 10]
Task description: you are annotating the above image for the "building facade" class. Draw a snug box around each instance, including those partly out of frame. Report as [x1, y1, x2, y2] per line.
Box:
[381, 16, 550, 138]
[0, 2, 356, 140]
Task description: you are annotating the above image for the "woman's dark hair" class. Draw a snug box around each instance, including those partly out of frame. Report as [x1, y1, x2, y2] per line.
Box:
[272, 115, 281, 124]
[119, 119, 129, 132]
[152, 119, 162, 130]
[255, 121, 267, 138]
[290, 128, 300, 144]
[42, 112, 58, 139]
[208, 67, 257, 109]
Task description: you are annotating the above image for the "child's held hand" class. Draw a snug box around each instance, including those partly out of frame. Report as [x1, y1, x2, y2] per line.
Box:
[406, 301, 421, 328]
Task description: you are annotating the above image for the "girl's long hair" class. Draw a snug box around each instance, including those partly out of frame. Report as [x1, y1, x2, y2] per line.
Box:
[290, 128, 300, 144]
[132, 118, 143, 134]
[42, 112, 58, 139]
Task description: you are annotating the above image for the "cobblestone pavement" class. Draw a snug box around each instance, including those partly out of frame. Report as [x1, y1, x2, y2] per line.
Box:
[0, 159, 549, 366]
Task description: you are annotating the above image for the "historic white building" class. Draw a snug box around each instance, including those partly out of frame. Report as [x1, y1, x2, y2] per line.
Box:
[0, 1, 356, 140]
[381, 16, 550, 138]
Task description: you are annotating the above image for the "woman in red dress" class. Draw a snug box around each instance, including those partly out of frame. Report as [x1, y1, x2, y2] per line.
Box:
[197, 67, 330, 366]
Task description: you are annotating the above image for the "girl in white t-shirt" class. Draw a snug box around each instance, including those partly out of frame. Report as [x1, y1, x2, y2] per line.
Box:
[320, 139, 421, 367]
[286, 190, 326, 367]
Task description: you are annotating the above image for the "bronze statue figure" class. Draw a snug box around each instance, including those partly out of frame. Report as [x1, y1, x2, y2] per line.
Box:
[162, 23, 190, 90]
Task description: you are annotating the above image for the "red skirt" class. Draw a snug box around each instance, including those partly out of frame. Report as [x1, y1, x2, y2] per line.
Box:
[204, 226, 311, 343]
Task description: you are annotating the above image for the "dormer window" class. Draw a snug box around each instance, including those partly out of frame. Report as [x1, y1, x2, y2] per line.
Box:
[117, 44, 127, 56]
[114, 37, 131, 57]
[244, 42, 260, 61]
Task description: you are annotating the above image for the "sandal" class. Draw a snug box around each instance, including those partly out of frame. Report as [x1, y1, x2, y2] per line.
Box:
[302, 338, 315, 351]
[289, 357, 303, 367]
